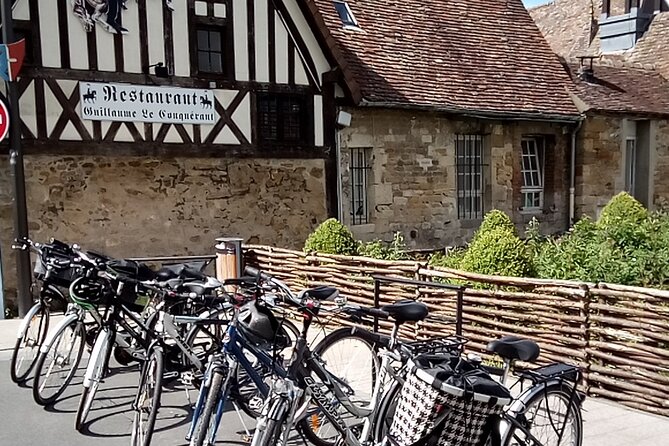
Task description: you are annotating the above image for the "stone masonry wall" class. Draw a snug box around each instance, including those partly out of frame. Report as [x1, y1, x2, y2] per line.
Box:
[0, 155, 327, 308]
[339, 108, 570, 249]
[575, 114, 669, 218]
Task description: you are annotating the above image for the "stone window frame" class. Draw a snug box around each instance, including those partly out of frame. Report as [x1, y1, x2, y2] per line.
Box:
[349, 147, 372, 225]
[520, 137, 546, 212]
[456, 134, 486, 220]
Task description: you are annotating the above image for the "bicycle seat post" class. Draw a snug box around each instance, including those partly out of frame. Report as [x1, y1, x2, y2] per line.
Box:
[388, 322, 400, 350]
[501, 358, 513, 386]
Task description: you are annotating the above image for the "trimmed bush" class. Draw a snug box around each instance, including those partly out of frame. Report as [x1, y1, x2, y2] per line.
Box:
[460, 227, 532, 278]
[473, 209, 517, 242]
[304, 218, 358, 255]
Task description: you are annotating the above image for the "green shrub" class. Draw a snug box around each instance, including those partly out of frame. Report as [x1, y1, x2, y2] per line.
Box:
[473, 210, 517, 242]
[304, 218, 358, 255]
[460, 227, 532, 278]
[358, 232, 408, 260]
[597, 192, 650, 249]
[429, 248, 466, 269]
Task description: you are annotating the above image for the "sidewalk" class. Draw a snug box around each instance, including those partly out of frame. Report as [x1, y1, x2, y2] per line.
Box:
[2, 318, 668, 445]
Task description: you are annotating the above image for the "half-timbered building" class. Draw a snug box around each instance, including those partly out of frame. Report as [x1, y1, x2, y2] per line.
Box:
[7, 0, 647, 302]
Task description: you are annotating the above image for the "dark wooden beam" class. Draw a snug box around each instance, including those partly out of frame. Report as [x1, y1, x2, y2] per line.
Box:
[163, 1, 174, 74]
[28, 0, 42, 67]
[247, 0, 256, 81]
[268, 0, 276, 84]
[322, 82, 338, 218]
[138, 0, 150, 71]
[56, 0, 70, 69]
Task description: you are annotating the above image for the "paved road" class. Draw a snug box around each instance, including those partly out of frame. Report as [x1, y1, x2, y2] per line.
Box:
[0, 353, 262, 446]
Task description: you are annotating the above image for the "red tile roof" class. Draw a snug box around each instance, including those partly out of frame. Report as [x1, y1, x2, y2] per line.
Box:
[566, 63, 669, 117]
[307, 0, 580, 120]
[530, 1, 669, 80]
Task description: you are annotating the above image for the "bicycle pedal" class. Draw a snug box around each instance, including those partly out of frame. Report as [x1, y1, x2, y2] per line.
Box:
[240, 434, 252, 444]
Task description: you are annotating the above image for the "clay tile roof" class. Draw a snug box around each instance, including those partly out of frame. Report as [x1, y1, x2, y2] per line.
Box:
[308, 0, 580, 120]
[566, 63, 669, 116]
[530, 1, 669, 79]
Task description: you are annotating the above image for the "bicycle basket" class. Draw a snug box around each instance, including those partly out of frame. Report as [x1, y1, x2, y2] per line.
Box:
[388, 354, 511, 446]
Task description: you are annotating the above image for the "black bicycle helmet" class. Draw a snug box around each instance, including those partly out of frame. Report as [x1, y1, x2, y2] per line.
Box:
[237, 301, 290, 349]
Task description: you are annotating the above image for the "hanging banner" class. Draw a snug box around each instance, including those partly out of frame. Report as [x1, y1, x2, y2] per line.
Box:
[79, 82, 219, 125]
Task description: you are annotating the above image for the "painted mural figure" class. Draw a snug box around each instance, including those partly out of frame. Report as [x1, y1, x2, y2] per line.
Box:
[71, 0, 174, 35]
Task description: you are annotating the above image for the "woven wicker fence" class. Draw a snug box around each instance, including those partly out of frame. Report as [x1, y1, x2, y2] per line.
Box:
[243, 245, 669, 417]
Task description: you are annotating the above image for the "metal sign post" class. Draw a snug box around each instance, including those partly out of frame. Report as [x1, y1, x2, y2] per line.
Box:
[1, 0, 32, 317]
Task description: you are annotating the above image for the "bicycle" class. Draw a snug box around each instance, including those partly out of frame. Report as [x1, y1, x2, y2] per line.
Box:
[9, 238, 76, 384]
[186, 267, 391, 446]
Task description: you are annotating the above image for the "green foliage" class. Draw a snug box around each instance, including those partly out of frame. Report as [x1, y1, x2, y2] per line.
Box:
[358, 232, 408, 260]
[429, 248, 466, 269]
[460, 227, 532, 278]
[473, 209, 517, 242]
[597, 192, 650, 250]
[303, 218, 358, 256]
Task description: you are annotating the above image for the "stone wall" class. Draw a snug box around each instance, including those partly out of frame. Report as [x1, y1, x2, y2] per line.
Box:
[575, 114, 669, 218]
[338, 108, 571, 249]
[0, 155, 327, 307]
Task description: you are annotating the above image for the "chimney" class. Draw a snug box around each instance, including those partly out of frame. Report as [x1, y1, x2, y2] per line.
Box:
[577, 56, 596, 82]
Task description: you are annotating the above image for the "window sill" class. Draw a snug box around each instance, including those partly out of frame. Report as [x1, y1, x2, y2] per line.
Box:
[519, 208, 543, 215]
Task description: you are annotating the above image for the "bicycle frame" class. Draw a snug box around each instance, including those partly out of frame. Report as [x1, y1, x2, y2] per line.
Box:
[185, 317, 289, 443]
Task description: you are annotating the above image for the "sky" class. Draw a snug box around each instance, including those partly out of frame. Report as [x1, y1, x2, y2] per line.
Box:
[523, 0, 553, 7]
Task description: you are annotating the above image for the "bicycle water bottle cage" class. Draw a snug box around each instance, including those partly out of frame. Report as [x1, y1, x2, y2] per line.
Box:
[381, 300, 429, 323]
[486, 336, 540, 363]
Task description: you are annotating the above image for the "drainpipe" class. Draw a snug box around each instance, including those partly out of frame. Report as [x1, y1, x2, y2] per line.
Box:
[569, 118, 585, 226]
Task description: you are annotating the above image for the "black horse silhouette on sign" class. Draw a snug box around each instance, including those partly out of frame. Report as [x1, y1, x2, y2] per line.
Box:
[83, 88, 97, 103]
[200, 96, 213, 108]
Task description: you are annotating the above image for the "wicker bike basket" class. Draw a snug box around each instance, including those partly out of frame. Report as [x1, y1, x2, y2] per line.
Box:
[388, 354, 512, 446]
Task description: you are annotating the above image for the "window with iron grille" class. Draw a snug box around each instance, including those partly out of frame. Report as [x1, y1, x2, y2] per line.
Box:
[456, 135, 485, 220]
[350, 148, 371, 225]
[257, 93, 309, 145]
[521, 137, 545, 211]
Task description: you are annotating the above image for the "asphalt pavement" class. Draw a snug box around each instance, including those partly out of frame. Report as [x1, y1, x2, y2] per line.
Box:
[0, 353, 261, 446]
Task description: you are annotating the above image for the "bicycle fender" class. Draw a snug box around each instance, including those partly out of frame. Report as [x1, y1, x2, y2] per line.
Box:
[17, 302, 43, 339]
[39, 313, 79, 353]
[83, 328, 110, 387]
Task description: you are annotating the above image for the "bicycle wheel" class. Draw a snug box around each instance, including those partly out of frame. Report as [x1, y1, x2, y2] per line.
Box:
[298, 327, 380, 446]
[75, 328, 114, 432]
[32, 317, 85, 405]
[131, 345, 164, 446]
[184, 309, 231, 364]
[190, 368, 227, 446]
[251, 397, 289, 446]
[504, 387, 583, 446]
[11, 302, 49, 383]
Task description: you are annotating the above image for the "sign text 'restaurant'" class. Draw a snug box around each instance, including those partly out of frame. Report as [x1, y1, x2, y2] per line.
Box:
[79, 82, 219, 125]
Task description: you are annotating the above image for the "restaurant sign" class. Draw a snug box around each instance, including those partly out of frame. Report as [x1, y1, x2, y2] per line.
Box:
[79, 82, 218, 125]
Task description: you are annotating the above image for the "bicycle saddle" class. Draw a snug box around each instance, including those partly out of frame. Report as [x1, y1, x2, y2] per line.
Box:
[299, 286, 338, 301]
[486, 336, 540, 362]
[381, 300, 428, 323]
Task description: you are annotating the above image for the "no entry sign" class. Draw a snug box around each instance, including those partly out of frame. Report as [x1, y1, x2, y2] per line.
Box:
[0, 99, 9, 141]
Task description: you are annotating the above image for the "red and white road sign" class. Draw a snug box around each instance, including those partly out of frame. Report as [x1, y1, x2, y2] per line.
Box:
[0, 100, 9, 141]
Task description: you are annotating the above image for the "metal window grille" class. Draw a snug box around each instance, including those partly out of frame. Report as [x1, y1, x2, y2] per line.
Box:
[456, 134, 485, 219]
[258, 93, 306, 144]
[521, 138, 545, 210]
[196, 28, 224, 73]
[625, 137, 637, 195]
[350, 148, 371, 225]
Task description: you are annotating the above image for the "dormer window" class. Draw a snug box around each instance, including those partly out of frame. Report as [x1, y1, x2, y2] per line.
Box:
[334, 1, 358, 28]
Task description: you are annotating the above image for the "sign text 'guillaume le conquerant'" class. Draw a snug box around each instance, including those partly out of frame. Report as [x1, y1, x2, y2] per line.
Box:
[79, 82, 219, 125]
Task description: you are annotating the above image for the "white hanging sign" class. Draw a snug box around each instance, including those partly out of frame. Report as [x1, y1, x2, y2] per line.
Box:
[79, 82, 219, 125]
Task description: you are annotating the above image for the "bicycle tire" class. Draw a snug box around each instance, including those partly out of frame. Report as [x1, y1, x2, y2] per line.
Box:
[298, 327, 380, 446]
[32, 318, 85, 405]
[503, 385, 583, 446]
[10, 302, 50, 383]
[190, 369, 226, 446]
[252, 398, 289, 446]
[131, 345, 164, 446]
[75, 328, 114, 432]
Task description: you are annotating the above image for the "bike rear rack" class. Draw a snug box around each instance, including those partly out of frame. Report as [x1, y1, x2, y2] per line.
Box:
[518, 362, 581, 384]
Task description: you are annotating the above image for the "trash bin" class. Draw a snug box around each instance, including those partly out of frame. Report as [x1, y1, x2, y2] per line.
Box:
[215, 237, 244, 287]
